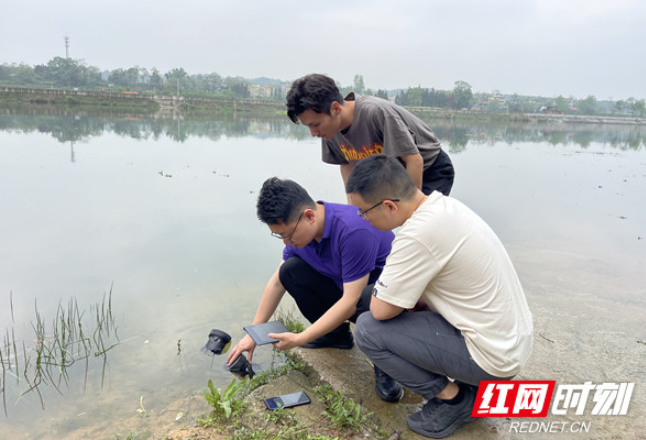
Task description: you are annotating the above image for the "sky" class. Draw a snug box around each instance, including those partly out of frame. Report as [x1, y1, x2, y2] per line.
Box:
[1, 0, 645, 100]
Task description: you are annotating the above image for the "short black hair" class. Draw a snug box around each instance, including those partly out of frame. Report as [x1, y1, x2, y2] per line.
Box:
[286, 74, 344, 123]
[346, 155, 418, 202]
[256, 177, 316, 224]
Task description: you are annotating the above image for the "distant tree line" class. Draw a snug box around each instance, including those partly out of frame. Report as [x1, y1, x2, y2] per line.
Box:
[393, 82, 645, 117]
[1, 60, 645, 117]
[393, 80, 474, 110]
[0, 57, 256, 100]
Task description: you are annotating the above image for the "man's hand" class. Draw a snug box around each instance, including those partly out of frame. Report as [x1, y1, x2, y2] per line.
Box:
[268, 331, 303, 351]
[226, 334, 257, 364]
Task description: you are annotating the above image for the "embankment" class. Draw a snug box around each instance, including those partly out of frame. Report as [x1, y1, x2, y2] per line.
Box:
[0, 87, 284, 118]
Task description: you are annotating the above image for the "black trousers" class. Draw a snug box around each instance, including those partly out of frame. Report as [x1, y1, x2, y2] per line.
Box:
[422, 148, 455, 196]
[278, 256, 374, 334]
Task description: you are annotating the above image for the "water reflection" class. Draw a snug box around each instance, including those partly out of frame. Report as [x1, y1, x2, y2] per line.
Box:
[430, 122, 646, 152]
[0, 111, 644, 439]
[0, 113, 310, 144]
[1, 113, 645, 151]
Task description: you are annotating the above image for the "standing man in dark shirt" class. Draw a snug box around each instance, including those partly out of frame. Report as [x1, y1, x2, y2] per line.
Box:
[286, 73, 455, 197]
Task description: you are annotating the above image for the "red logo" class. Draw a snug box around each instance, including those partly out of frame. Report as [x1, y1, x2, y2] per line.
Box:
[472, 381, 556, 417]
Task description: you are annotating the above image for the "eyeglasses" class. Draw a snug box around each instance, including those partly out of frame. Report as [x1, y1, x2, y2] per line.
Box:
[270, 212, 303, 243]
[357, 199, 399, 220]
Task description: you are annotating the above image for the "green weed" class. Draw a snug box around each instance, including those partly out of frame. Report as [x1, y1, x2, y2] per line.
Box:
[275, 308, 305, 334]
[228, 423, 336, 440]
[203, 378, 248, 420]
[136, 395, 147, 417]
[108, 432, 151, 440]
[263, 405, 290, 424]
[0, 288, 120, 415]
[314, 384, 371, 430]
[249, 356, 306, 390]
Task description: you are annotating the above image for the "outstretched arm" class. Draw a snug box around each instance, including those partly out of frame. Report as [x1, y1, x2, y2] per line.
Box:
[227, 262, 286, 364]
[269, 274, 369, 350]
[340, 164, 355, 203]
[399, 153, 424, 190]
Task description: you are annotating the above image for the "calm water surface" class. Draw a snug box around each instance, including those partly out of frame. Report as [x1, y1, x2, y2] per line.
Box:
[0, 114, 644, 438]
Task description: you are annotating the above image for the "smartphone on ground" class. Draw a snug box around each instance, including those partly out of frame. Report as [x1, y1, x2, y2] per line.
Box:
[263, 391, 311, 410]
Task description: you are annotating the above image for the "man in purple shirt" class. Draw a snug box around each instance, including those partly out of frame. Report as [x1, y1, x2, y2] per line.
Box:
[228, 177, 403, 402]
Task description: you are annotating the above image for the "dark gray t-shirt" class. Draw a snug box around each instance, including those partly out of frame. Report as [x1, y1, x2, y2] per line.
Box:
[322, 93, 442, 169]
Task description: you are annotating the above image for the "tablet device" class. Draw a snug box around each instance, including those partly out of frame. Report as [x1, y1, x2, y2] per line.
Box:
[243, 321, 289, 345]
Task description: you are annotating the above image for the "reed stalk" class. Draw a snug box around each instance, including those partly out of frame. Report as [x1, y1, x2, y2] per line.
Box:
[1, 289, 121, 415]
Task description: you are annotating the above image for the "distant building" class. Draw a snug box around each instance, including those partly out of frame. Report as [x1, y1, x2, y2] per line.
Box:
[249, 84, 273, 99]
[539, 106, 563, 115]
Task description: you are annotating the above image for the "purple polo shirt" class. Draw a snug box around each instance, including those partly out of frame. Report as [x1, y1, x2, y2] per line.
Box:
[282, 201, 394, 290]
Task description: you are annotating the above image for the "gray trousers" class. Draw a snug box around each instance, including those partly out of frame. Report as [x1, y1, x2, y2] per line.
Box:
[355, 310, 512, 400]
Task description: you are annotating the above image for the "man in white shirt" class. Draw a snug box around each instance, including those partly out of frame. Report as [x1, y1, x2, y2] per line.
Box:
[346, 155, 533, 439]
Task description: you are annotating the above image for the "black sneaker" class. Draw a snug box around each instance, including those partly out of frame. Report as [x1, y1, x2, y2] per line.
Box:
[407, 382, 477, 438]
[374, 365, 404, 402]
[454, 380, 479, 392]
[301, 323, 354, 349]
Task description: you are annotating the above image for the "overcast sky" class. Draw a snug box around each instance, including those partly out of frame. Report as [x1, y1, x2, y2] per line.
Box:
[1, 0, 644, 100]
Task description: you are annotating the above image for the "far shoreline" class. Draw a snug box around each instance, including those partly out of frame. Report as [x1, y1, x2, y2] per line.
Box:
[2, 86, 646, 126]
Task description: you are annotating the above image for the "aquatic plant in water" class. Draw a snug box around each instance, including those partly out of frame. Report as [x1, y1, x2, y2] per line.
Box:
[0, 287, 121, 416]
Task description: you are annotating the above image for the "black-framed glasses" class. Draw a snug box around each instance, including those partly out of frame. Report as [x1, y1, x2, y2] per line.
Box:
[357, 199, 399, 220]
[270, 212, 303, 243]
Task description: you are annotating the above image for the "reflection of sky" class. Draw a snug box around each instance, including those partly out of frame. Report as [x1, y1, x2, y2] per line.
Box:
[451, 142, 645, 262]
[0, 117, 645, 434]
[2, 114, 646, 150]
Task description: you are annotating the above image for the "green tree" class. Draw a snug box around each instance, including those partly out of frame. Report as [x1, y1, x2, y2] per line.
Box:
[615, 99, 626, 114]
[375, 89, 389, 100]
[222, 77, 249, 98]
[109, 69, 123, 86]
[576, 95, 597, 115]
[632, 99, 646, 117]
[202, 72, 222, 93]
[452, 80, 473, 110]
[45, 57, 81, 87]
[424, 88, 450, 108]
[84, 65, 103, 87]
[0, 64, 9, 81]
[149, 68, 163, 92]
[272, 85, 285, 101]
[353, 74, 365, 95]
[139, 67, 150, 88]
[165, 68, 189, 95]
[554, 95, 569, 113]
[487, 98, 502, 112]
[407, 86, 423, 107]
[395, 90, 409, 106]
[13, 63, 36, 85]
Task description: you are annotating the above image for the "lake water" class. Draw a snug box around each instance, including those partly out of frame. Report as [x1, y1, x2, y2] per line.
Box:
[0, 113, 645, 439]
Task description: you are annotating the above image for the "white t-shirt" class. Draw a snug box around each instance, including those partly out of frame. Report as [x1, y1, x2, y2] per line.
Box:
[373, 192, 533, 377]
